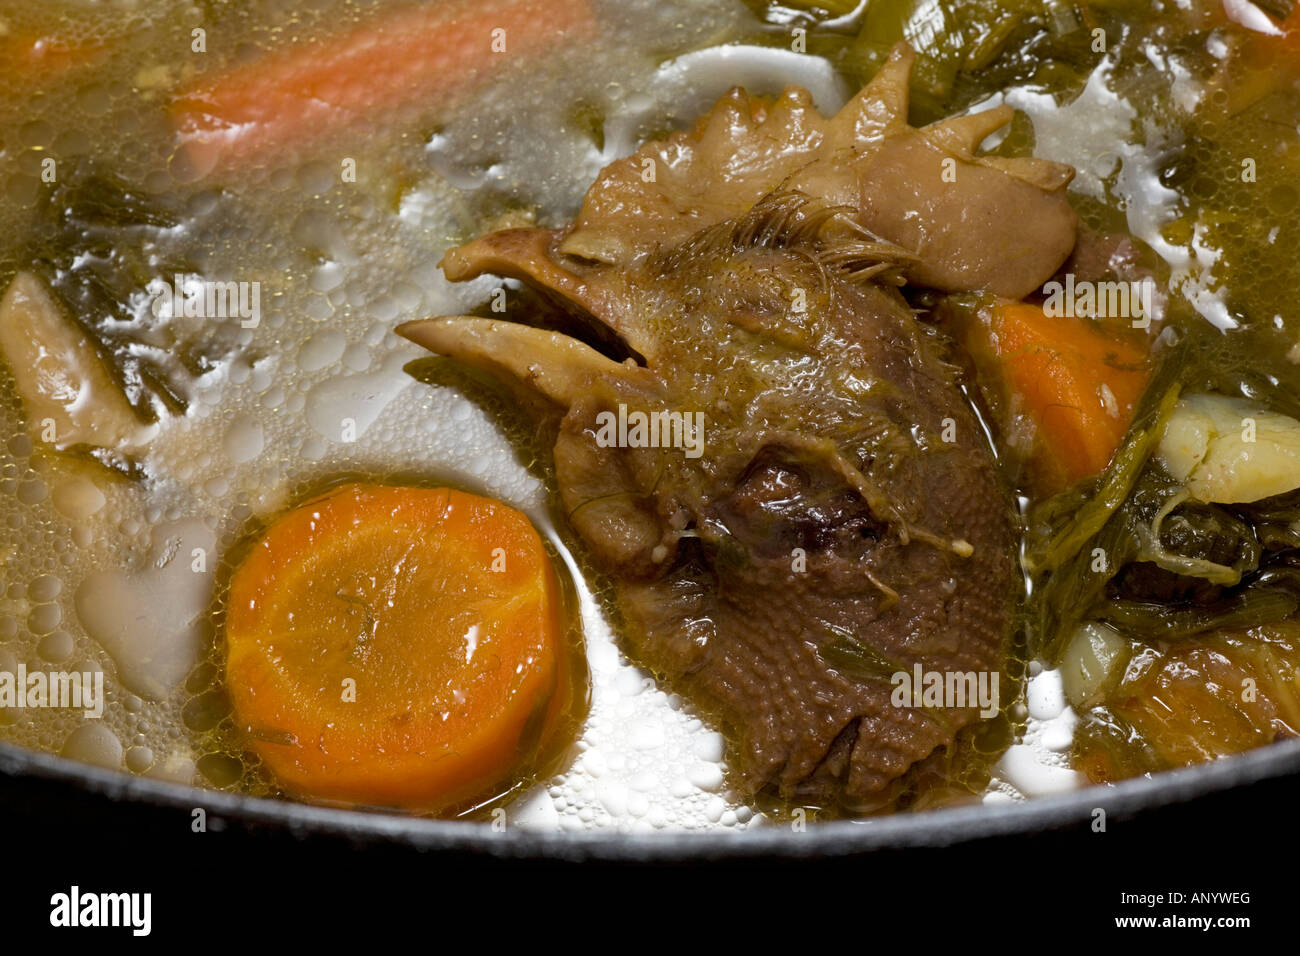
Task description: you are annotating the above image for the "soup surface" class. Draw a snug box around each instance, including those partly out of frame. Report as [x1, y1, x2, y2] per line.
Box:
[1, 0, 1298, 829]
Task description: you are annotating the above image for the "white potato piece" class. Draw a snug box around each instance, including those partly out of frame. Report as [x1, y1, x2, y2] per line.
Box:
[1156, 392, 1300, 503]
[1059, 621, 1129, 710]
[0, 271, 155, 453]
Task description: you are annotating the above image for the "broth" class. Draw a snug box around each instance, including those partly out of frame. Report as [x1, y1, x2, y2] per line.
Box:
[1, 0, 1298, 827]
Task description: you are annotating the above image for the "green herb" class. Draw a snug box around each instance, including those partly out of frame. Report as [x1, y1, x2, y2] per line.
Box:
[819, 623, 905, 679]
[24, 164, 197, 422]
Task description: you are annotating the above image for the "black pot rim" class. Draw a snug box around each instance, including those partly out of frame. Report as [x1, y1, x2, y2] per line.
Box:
[5, 736, 1299, 861]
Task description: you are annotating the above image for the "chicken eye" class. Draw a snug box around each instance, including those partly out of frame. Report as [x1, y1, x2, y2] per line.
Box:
[713, 447, 887, 557]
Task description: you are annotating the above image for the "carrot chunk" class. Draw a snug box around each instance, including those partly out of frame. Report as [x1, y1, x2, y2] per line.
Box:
[225, 482, 576, 810]
[964, 300, 1150, 495]
[170, 0, 595, 176]
[0, 30, 107, 83]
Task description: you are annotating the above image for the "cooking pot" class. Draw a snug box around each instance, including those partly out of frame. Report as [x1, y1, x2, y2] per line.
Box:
[5, 736, 1298, 862]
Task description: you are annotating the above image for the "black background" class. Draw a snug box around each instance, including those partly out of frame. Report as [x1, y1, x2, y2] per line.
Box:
[3, 763, 1288, 942]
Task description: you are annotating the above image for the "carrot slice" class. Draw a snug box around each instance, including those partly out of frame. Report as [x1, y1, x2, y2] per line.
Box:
[963, 300, 1150, 495]
[170, 0, 595, 177]
[0, 30, 108, 83]
[225, 482, 576, 810]
[1203, 3, 1300, 121]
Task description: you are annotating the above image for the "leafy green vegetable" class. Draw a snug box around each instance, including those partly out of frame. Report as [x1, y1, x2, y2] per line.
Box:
[1023, 362, 1183, 578]
[1097, 577, 1300, 640]
[856, 0, 967, 98]
[819, 623, 905, 679]
[819, 625, 964, 738]
[1026, 317, 1300, 662]
[1130, 496, 1260, 588]
[1239, 489, 1300, 551]
[23, 164, 198, 420]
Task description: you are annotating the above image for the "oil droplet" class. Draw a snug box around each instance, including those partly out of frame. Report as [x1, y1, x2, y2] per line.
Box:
[62, 723, 123, 769]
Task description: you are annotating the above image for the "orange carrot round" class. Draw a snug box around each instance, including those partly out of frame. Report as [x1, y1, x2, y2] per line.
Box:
[225, 482, 575, 810]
